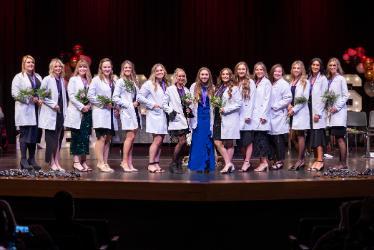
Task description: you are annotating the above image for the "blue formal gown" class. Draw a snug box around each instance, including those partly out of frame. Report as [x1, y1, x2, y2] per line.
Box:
[188, 98, 215, 171]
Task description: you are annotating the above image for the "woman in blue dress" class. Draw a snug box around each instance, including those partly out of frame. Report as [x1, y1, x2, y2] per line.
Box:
[188, 67, 215, 173]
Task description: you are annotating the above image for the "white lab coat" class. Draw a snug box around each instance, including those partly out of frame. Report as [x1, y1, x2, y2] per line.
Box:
[38, 75, 67, 130]
[137, 80, 169, 134]
[327, 74, 349, 127]
[189, 82, 214, 135]
[251, 78, 272, 131]
[239, 79, 256, 131]
[64, 76, 88, 129]
[162, 85, 190, 131]
[310, 74, 328, 129]
[269, 78, 292, 135]
[11, 72, 42, 126]
[220, 86, 242, 139]
[112, 78, 142, 130]
[291, 80, 311, 130]
[87, 76, 118, 130]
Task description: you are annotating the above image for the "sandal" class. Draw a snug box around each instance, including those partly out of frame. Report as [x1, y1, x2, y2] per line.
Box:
[81, 162, 92, 171]
[154, 162, 165, 173]
[239, 161, 252, 172]
[270, 161, 283, 170]
[288, 160, 305, 171]
[148, 162, 158, 173]
[73, 162, 87, 172]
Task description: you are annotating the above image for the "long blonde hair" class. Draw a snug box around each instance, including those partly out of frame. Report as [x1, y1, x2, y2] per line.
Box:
[21, 55, 35, 75]
[193, 67, 214, 103]
[73, 59, 92, 83]
[148, 63, 168, 91]
[98, 58, 115, 82]
[234, 61, 251, 100]
[120, 60, 138, 83]
[253, 62, 268, 82]
[217, 68, 235, 99]
[173, 68, 187, 86]
[290, 60, 307, 90]
[48, 58, 65, 78]
[326, 57, 344, 79]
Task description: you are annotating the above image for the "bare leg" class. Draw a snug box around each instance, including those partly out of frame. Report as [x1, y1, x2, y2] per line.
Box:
[173, 134, 186, 163]
[149, 134, 164, 172]
[95, 136, 106, 166]
[103, 135, 112, 164]
[214, 140, 231, 166]
[225, 140, 234, 162]
[297, 135, 306, 161]
[122, 130, 136, 169]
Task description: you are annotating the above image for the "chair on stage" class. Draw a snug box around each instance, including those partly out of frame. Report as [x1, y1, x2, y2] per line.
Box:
[365, 110, 374, 158]
[346, 111, 367, 155]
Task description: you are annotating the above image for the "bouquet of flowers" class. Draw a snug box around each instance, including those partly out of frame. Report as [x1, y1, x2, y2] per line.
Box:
[97, 95, 112, 107]
[181, 93, 193, 106]
[322, 90, 339, 110]
[322, 90, 339, 122]
[14, 88, 34, 102]
[35, 87, 51, 100]
[210, 95, 224, 109]
[122, 79, 135, 93]
[294, 96, 308, 105]
[75, 88, 89, 105]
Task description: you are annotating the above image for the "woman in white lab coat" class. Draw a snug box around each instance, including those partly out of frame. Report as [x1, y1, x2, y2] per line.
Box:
[326, 57, 349, 169]
[251, 62, 272, 172]
[288, 60, 310, 171]
[213, 68, 241, 174]
[113, 60, 142, 172]
[39, 58, 68, 171]
[268, 64, 292, 170]
[64, 59, 93, 172]
[306, 58, 328, 171]
[235, 62, 256, 172]
[11, 55, 43, 170]
[137, 63, 170, 173]
[162, 68, 191, 174]
[88, 58, 118, 173]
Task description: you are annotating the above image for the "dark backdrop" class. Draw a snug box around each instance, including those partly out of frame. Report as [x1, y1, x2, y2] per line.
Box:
[1, 0, 373, 141]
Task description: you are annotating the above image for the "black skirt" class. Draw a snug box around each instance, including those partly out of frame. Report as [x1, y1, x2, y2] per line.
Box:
[309, 129, 326, 148]
[330, 126, 346, 138]
[238, 130, 254, 148]
[169, 128, 190, 137]
[95, 128, 115, 139]
[213, 107, 222, 140]
[253, 131, 270, 157]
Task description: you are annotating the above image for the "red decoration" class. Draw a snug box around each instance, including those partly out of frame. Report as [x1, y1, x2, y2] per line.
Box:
[347, 48, 357, 56]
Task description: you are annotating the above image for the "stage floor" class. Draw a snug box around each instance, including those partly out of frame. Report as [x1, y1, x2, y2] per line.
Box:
[1, 145, 373, 201]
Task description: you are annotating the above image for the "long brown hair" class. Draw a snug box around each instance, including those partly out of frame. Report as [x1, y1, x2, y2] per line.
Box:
[193, 67, 214, 103]
[217, 68, 235, 99]
[148, 63, 168, 91]
[98, 58, 115, 82]
[234, 61, 251, 100]
[269, 64, 284, 84]
[73, 59, 92, 83]
[290, 60, 307, 90]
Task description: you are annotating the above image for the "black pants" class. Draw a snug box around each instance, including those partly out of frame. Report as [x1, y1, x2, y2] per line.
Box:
[270, 134, 288, 161]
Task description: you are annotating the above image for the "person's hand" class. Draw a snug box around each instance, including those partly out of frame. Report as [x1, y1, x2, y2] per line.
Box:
[32, 96, 39, 103]
[106, 103, 113, 110]
[53, 105, 60, 112]
[329, 106, 337, 114]
[220, 108, 224, 113]
[260, 118, 267, 124]
[288, 109, 294, 116]
[287, 104, 293, 111]
[133, 101, 139, 108]
[114, 108, 120, 118]
[313, 114, 320, 123]
[81, 106, 89, 113]
[37, 100, 43, 107]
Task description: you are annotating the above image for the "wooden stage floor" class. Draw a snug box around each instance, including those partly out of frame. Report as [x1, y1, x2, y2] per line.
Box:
[1, 145, 373, 201]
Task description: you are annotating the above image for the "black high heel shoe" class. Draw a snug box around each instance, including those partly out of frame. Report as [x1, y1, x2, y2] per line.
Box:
[20, 159, 32, 170]
[288, 160, 305, 171]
